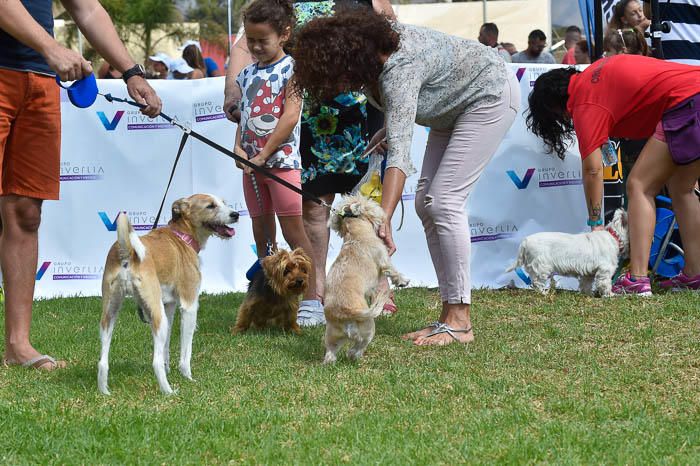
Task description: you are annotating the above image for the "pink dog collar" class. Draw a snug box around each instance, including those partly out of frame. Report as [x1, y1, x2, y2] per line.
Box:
[171, 229, 201, 253]
[606, 227, 623, 253]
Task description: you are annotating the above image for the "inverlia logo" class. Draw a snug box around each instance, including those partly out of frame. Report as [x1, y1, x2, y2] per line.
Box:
[97, 111, 124, 131]
[506, 169, 535, 189]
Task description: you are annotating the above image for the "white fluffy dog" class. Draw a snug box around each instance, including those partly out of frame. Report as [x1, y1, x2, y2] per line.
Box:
[506, 208, 629, 297]
[323, 194, 409, 364]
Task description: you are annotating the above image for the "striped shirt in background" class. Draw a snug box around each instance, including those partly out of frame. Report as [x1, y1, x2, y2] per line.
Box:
[657, 0, 700, 65]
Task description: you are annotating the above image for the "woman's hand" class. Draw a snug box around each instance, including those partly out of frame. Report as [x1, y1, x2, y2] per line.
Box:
[591, 224, 605, 232]
[378, 220, 396, 255]
[366, 127, 387, 156]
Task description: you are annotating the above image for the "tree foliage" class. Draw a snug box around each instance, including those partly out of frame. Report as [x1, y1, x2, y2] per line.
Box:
[54, 0, 188, 62]
[185, 0, 247, 49]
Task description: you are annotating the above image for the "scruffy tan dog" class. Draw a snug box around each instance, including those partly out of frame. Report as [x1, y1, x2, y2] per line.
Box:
[98, 194, 239, 395]
[232, 248, 311, 335]
[323, 194, 409, 364]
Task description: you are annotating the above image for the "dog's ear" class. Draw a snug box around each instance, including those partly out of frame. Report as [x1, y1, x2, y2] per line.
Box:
[261, 253, 277, 279]
[329, 210, 343, 234]
[291, 247, 311, 270]
[262, 250, 289, 279]
[612, 208, 627, 229]
[171, 198, 190, 221]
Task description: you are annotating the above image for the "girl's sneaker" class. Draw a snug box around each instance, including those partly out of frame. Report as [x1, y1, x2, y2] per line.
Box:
[297, 300, 325, 327]
[658, 272, 700, 291]
[612, 273, 653, 296]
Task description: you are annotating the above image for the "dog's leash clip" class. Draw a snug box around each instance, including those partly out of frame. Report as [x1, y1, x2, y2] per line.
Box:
[171, 119, 192, 134]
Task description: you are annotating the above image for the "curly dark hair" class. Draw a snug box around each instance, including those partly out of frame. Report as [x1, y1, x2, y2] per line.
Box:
[526, 67, 580, 160]
[243, 0, 295, 35]
[290, 10, 400, 101]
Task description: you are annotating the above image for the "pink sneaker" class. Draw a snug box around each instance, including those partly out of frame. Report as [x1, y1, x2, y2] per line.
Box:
[658, 272, 700, 291]
[612, 273, 653, 297]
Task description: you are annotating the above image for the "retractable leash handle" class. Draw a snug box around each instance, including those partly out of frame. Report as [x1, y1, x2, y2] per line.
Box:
[56, 74, 98, 108]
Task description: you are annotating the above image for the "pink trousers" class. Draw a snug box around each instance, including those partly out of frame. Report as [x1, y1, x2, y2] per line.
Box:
[415, 73, 520, 304]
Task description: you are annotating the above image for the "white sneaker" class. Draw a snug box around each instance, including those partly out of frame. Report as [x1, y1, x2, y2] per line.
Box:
[297, 300, 325, 327]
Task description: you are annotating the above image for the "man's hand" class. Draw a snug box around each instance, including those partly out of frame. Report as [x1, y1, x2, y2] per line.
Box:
[378, 220, 396, 255]
[244, 155, 266, 175]
[44, 43, 93, 82]
[126, 76, 161, 118]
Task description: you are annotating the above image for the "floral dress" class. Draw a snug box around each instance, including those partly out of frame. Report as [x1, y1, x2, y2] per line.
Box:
[294, 0, 372, 195]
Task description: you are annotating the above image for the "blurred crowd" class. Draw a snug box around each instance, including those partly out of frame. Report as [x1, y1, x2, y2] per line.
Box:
[98, 40, 224, 80]
[480, 0, 652, 66]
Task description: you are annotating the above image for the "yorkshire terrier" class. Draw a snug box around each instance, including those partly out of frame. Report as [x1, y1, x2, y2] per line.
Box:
[232, 248, 311, 335]
[323, 194, 409, 364]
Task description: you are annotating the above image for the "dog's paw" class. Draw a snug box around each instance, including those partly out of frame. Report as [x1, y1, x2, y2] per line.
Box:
[347, 350, 364, 361]
[323, 353, 337, 365]
[160, 386, 176, 395]
[393, 275, 410, 288]
[179, 366, 194, 381]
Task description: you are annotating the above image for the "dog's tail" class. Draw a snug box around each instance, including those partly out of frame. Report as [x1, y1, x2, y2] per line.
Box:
[116, 212, 146, 262]
[505, 240, 527, 273]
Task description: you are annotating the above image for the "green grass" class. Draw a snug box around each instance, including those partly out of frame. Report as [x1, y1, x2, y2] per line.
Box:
[1, 288, 699, 465]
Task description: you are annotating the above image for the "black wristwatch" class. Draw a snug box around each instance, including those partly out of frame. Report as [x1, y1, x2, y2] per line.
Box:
[122, 64, 146, 83]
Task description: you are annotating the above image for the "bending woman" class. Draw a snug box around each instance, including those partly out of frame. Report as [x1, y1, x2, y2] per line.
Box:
[527, 55, 700, 295]
[292, 11, 519, 345]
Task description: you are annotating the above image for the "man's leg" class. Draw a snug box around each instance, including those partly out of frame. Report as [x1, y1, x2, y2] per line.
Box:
[1, 195, 63, 369]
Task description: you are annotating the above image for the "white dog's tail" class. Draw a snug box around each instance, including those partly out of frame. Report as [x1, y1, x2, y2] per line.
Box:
[343, 287, 390, 337]
[505, 241, 527, 273]
[116, 213, 146, 262]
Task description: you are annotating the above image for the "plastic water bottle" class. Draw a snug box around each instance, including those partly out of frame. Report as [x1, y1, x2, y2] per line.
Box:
[601, 139, 618, 167]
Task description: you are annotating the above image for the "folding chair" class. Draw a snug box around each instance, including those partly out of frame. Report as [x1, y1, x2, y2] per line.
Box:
[649, 187, 700, 279]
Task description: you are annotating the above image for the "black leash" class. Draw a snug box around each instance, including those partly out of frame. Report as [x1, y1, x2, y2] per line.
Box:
[153, 132, 189, 229]
[100, 93, 332, 222]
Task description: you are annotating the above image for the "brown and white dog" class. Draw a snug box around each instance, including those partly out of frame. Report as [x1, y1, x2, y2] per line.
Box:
[323, 194, 409, 364]
[98, 194, 239, 395]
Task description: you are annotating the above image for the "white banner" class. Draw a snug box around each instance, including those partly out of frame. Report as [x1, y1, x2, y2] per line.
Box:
[36, 65, 587, 298]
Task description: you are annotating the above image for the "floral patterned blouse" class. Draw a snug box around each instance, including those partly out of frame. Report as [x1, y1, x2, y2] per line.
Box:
[294, 0, 371, 184]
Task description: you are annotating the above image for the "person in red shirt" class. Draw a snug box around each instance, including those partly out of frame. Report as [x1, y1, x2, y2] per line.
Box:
[526, 55, 700, 295]
[561, 26, 581, 65]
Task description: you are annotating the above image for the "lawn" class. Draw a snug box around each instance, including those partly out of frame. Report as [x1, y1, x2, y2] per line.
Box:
[1, 288, 699, 464]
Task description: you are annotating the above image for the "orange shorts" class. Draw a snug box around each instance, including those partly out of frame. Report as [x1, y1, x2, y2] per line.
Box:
[0, 68, 61, 200]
